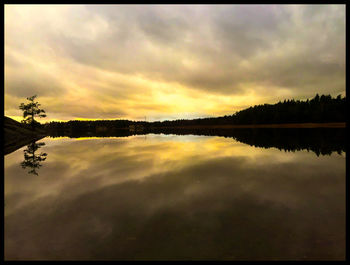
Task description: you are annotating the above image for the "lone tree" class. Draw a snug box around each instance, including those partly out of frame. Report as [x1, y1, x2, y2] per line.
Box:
[19, 95, 46, 129]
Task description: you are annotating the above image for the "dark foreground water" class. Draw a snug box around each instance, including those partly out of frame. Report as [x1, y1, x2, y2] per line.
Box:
[4, 132, 345, 260]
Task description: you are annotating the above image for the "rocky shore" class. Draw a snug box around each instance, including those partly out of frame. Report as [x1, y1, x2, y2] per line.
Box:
[4, 116, 47, 155]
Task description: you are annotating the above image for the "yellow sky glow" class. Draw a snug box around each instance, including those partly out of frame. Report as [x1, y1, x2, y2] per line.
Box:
[4, 5, 345, 122]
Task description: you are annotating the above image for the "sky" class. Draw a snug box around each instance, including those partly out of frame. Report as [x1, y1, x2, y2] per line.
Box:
[4, 4, 345, 122]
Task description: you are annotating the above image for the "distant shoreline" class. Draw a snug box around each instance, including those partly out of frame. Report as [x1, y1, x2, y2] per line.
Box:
[147, 122, 346, 129]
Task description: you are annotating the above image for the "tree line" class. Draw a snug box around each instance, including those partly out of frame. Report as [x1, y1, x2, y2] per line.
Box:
[149, 94, 346, 127]
[22, 93, 346, 133]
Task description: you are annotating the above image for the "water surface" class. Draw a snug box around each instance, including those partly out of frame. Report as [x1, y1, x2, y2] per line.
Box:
[4, 133, 345, 260]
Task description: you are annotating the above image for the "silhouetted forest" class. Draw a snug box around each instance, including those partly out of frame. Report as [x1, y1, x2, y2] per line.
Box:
[45, 94, 346, 134]
[148, 94, 346, 126]
[43, 94, 346, 156]
[45, 119, 134, 138]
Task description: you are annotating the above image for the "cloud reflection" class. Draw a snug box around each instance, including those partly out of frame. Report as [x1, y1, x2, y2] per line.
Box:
[5, 135, 345, 260]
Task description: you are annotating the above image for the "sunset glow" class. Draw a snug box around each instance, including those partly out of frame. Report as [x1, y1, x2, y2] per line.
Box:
[5, 5, 345, 122]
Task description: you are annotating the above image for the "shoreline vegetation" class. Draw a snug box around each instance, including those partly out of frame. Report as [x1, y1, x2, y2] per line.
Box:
[4, 94, 346, 155]
[45, 93, 346, 131]
[139, 122, 346, 129]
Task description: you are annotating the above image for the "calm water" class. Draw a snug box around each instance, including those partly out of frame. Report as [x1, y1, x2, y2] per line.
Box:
[4, 134, 345, 260]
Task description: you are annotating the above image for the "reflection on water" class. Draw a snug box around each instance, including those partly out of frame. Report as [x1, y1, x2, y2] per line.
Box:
[20, 141, 47, 175]
[4, 134, 345, 260]
[49, 128, 346, 156]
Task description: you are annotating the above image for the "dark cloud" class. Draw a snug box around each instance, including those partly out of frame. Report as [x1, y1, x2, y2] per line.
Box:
[5, 51, 67, 97]
[5, 71, 66, 98]
[4, 5, 345, 120]
[211, 5, 283, 58]
[59, 5, 344, 95]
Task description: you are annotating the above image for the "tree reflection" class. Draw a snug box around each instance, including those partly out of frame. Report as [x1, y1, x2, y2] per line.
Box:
[21, 141, 47, 175]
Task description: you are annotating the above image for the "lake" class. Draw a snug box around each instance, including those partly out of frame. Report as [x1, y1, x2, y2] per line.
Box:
[4, 132, 346, 260]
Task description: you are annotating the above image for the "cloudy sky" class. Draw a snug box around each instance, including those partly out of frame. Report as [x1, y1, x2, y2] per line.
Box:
[5, 4, 345, 122]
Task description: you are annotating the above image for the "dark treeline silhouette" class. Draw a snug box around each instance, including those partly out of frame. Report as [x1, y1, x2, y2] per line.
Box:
[43, 94, 346, 156]
[45, 94, 346, 135]
[45, 119, 136, 138]
[148, 94, 346, 126]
